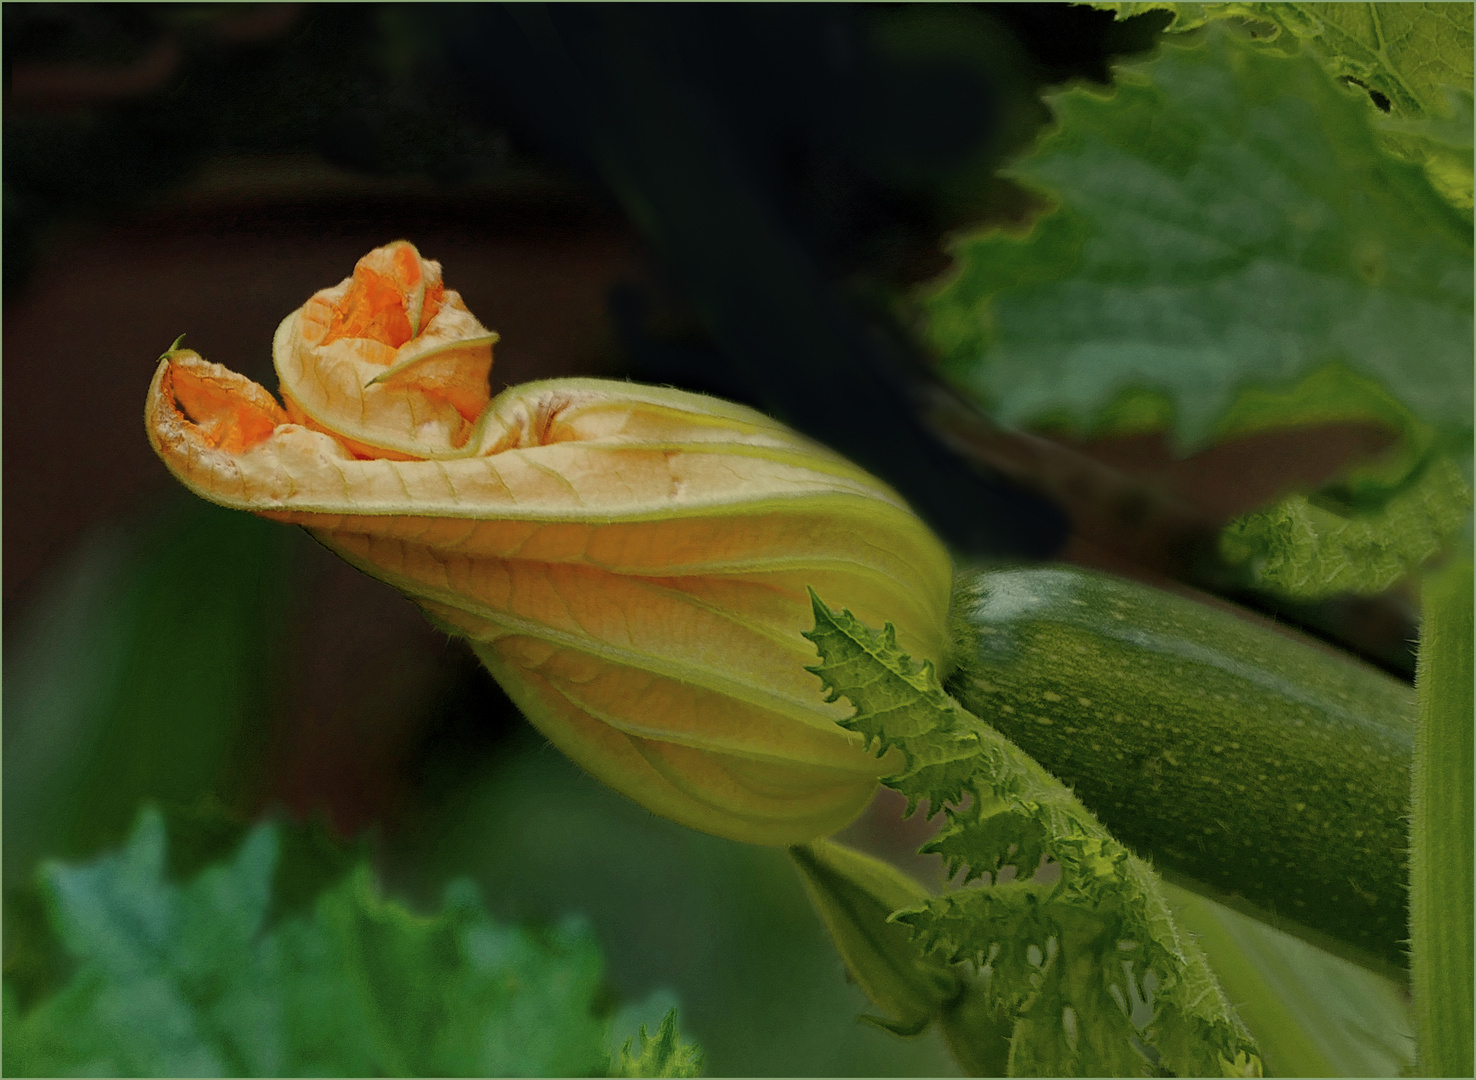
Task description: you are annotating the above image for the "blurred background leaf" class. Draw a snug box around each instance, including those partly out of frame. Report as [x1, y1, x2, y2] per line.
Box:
[3, 499, 299, 892]
[3, 806, 702, 1078]
[1091, 0, 1476, 213]
[1165, 883, 1414, 1078]
[916, 15, 1470, 646]
[922, 23, 1471, 451]
[380, 729, 963, 1077]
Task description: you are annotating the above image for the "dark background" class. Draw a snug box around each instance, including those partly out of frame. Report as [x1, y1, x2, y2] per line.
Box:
[2, 5, 1412, 1073]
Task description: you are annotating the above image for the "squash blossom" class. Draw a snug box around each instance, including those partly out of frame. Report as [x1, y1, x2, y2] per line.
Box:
[145, 241, 953, 845]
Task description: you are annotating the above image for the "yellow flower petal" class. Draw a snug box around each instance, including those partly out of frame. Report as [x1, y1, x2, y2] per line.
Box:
[144, 241, 953, 846]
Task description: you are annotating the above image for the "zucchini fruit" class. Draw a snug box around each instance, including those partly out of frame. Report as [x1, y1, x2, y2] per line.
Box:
[946, 566, 1413, 974]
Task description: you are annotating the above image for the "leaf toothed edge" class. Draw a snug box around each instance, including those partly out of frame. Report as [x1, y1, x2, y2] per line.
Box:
[611, 1008, 703, 1078]
[805, 590, 1262, 1077]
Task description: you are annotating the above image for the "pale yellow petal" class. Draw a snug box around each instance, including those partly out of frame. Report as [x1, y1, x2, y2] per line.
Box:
[144, 242, 955, 846]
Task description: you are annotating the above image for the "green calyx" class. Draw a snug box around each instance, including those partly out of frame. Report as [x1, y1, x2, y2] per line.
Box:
[788, 839, 961, 1037]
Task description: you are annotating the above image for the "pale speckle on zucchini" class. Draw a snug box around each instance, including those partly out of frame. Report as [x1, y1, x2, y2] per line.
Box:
[947, 565, 1414, 974]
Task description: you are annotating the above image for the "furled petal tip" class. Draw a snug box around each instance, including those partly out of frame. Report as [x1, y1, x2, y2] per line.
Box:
[145, 241, 955, 846]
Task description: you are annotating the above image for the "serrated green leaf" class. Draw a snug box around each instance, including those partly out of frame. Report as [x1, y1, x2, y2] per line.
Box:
[1006, 903, 1148, 1078]
[1096, 3, 1474, 118]
[1094, 2, 1476, 213]
[804, 591, 965, 756]
[889, 735, 988, 817]
[921, 800, 1049, 886]
[805, 594, 1262, 1077]
[923, 24, 1472, 452]
[1, 807, 685, 1078]
[892, 882, 1059, 1016]
[1221, 452, 1473, 598]
[610, 1008, 703, 1078]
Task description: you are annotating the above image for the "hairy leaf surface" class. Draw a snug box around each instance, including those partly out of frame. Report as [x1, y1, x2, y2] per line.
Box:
[804, 592, 1261, 1077]
[610, 1009, 704, 1078]
[1221, 452, 1473, 597]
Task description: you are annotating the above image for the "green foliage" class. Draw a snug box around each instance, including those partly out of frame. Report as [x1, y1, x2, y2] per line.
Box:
[1212, 362, 1430, 475]
[923, 22, 1472, 453]
[1098, 2, 1473, 115]
[3, 807, 698, 1078]
[922, 19, 1471, 599]
[3, 501, 299, 886]
[385, 727, 961, 1079]
[1221, 452, 1473, 597]
[1372, 85, 1473, 216]
[1095, 2, 1475, 211]
[804, 590, 1262, 1077]
[610, 1009, 703, 1078]
[1410, 556, 1475, 1076]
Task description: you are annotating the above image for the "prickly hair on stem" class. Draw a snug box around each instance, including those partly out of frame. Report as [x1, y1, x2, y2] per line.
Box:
[804, 590, 1262, 1077]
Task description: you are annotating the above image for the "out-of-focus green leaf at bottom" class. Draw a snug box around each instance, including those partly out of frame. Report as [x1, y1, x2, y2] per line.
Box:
[1164, 882, 1414, 1077]
[380, 729, 963, 1077]
[2, 807, 673, 1078]
[2, 499, 299, 887]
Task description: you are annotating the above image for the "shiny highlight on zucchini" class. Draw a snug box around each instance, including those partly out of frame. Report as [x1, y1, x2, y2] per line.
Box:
[947, 566, 1413, 974]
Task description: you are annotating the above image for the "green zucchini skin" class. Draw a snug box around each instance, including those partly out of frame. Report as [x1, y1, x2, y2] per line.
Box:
[945, 566, 1413, 973]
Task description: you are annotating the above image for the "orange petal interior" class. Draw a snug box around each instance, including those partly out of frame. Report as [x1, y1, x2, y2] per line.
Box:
[169, 359, 287, 454]
[318, 241, 445, 349]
